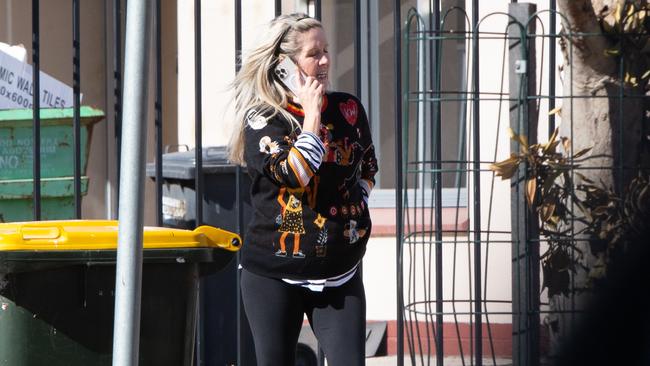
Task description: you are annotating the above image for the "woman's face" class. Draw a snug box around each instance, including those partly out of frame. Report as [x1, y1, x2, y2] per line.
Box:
[295, 27, 330, 89]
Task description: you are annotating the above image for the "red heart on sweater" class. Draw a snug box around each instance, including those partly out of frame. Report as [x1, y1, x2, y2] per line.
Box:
[339, 99, 358, 126]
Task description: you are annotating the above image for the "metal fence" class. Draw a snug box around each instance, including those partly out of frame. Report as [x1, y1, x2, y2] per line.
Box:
[15, 0, 650, 365]
[398, 1, 650, 366]
[21, 1, 362, 366]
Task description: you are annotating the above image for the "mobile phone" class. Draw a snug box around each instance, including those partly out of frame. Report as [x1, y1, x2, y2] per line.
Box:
[274, 56, 303, 96]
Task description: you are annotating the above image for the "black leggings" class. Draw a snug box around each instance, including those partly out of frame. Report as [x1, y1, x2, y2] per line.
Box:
[240, 268, 366, 366]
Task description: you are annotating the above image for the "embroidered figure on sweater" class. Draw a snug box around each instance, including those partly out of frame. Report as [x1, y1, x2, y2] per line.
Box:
[280, 160, 289, 176]
[324, 138, 349, 165]
[313, 213, 328, 257]
[276, 187, 306, 258]
[336, 154, 364, 201]
[246, 109, 267, 130]
[324, 137, 364, 166]
[339, 99, 358, 126]
[259, 136, 280, 155]
[343, 219, 367, 244]
[321, 123, 333, 143]
[336, 138, 354, 166]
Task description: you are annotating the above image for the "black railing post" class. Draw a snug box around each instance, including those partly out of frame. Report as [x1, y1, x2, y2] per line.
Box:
[194, 0, 203, 227]
[32, 0, 41, 221]
[155, 0, 163, 226]
[313, 0, 324, 363]
[314, 0, 321, 20]
[395, 1, 404, 365]
[430, 1, 445, 365]
[114, 0, 123, 215]
[508, 4, 540, 366]
[275, 0, 281, 17]
[355, 0, 362, 99]
[72, 0, 82, 219]
[471, 0, 483, 365]
[234, 2, 247, 366]
[193, 2, 205, 365]
[315, 0, 325, 363]
[549, 0, 556, 137]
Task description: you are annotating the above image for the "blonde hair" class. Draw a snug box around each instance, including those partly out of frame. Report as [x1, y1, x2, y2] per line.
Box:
[227, 13, 323, 165]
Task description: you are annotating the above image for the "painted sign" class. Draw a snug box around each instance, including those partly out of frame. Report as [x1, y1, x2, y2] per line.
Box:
[0, 48, 76, 110]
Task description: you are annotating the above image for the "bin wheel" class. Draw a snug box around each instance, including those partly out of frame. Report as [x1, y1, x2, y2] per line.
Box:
[295, 343, 317, 366]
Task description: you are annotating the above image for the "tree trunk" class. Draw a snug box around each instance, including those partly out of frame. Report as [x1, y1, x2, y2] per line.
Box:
[552, 0, 650, 352]
[557, 0, 647, 191]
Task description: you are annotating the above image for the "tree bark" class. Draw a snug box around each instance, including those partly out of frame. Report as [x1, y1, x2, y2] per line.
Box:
[557, 0, 648, 192]
[551, 0, 650, 352]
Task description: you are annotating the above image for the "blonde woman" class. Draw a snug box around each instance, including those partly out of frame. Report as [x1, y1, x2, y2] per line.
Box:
[228, 13, 378, 365]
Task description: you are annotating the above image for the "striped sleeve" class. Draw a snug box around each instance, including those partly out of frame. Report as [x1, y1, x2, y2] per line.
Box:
[293, 132, 325, 171]
[287, 132, 325, 187]
[244, 113, 325, 189]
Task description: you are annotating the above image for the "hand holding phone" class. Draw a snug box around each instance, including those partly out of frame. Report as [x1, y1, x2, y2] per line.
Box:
[275, 56, 322, 135]
[274, 56, 303, 97]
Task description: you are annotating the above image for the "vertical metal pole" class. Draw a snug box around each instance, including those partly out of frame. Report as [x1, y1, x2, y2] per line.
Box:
[155, 0, 163, 226]
[508, 4, 540, 366]
[355, 0, 361, 99]
[235, 165, 246, 366]
[194, 0, 203, 227]
[354, 0, 364, 287]
[235, 0, 241, 64]
[73, 0, 82, 219]
[194, 1, 205, 365]
[275, 0, 281, 17]
[549, 0, 556, 137]
[395, 1, 404, 365]
[114, 0, 123, 216]
[368, 0, 380, 187]
[316, 2, 324, 365]
[112, 0, 151, 364]
[234, 2, 245, 365]
[431, 1, 444, 365]
[471, 1, 482, 365]
[32, 0, 41, 221]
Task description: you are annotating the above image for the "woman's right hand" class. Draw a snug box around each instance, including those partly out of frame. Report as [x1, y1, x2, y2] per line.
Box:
[297, 76, 323, 136]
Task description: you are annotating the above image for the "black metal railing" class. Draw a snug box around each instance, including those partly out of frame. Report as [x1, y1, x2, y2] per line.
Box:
[21, 0, 634, 366]
[31, 0, 41, 220]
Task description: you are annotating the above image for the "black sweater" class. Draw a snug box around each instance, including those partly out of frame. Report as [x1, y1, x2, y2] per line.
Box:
[242, 91, 378, 280]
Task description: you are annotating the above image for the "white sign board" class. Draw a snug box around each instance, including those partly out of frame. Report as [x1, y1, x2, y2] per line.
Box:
[0, 48, 76, 110]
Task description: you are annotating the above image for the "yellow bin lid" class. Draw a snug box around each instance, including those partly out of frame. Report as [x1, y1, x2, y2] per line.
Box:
[0, 220, 241, 252]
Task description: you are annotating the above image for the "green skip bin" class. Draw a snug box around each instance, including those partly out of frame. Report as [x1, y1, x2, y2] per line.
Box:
[0, 107, 104, 222]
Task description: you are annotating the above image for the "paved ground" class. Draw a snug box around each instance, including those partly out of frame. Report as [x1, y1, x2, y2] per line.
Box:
[365, 356, 513, 365]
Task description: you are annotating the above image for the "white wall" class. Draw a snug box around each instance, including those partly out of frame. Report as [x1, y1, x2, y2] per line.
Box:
[177, 1, 307, 149]
[177, 0, 238, 148]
